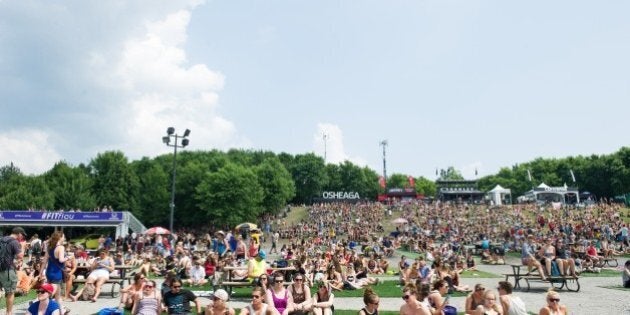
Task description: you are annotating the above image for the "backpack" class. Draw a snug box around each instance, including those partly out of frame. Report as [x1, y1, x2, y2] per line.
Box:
[0, 237, 16, 271]
[81, 283, 96, 301]
[31, 240, 42, 255]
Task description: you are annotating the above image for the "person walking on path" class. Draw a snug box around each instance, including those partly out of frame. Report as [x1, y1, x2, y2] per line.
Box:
[1, 226, 27, 315]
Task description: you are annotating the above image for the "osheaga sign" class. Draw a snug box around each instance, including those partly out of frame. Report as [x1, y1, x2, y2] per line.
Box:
[322, 191, 360, 200]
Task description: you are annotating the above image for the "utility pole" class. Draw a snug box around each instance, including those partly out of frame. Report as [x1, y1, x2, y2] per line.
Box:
[380, 140, 388, 182]
[323, 133, 328, 163]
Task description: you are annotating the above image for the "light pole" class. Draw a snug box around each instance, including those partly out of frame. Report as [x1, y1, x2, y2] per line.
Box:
[162, 127, 190, 232]
[323, 133, 328, 163]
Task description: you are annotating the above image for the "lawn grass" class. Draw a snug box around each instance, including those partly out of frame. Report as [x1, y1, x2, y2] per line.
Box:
[0, 290, 36, 309]
[182, 280, 470, 299]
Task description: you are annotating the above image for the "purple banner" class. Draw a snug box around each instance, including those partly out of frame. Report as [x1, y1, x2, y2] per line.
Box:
[0, 211, 123, 222]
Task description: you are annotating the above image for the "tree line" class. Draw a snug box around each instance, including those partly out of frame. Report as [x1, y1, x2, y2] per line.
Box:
[1, 147, 629, 227]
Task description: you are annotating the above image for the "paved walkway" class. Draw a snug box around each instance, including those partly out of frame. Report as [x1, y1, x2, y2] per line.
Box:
[7, 257, 630, 314]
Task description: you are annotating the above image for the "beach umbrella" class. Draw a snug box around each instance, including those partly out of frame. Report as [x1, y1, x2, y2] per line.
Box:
[145, 226, 171, 235]
[391, 218, 408, 224]
[235, 222, 258, 230]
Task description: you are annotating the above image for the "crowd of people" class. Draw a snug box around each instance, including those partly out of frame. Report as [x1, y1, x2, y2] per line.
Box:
[1, 199, 629, 315]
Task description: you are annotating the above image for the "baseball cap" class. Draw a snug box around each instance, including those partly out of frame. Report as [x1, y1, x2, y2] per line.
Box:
[12, 227, 27, 237]
[258, 250, 266, 259]
[39, 283, 54, 294]
[213, 289, 229, 302]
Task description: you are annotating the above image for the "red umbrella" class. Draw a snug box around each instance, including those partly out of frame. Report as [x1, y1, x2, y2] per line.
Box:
[145, 226, 171, 235]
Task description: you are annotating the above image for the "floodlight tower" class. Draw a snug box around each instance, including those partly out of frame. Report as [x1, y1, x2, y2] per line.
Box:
[323, 133, 329, 163]
[162, 127, 191, 232]
[380, 140, 388, 182]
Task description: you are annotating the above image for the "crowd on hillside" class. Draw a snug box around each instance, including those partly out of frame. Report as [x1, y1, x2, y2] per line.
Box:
[2, 200, 629, 315]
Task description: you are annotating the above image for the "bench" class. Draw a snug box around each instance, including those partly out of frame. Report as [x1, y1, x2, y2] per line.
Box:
[71, 268, 138, 298]
[503, 264, 580, 292]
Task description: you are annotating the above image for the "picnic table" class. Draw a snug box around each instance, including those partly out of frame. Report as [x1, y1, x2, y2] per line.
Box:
[503, 264, 580, 292]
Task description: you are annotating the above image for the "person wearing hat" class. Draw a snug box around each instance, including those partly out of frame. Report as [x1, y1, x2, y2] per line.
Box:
[247, 250, 268, 282]
[204, 288, 235, 315]
[25, 283, 62, 315]
[1, 226, 26, 315]
[465, 283, 486, 314]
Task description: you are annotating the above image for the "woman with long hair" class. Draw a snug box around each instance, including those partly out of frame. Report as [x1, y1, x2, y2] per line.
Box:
[312, 281, 335, 315]
[120, 273, 146, 310]
[39, 231, 70, 314]
[288, 273, 311, 315]
[538, 290, 568, 315]
[358, 287, 379, 315]
[240, 287, 274, 315]
[131, 279, 161, 315]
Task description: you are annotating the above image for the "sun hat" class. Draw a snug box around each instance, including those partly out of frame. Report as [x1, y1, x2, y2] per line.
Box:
[213, 289, 229, 302]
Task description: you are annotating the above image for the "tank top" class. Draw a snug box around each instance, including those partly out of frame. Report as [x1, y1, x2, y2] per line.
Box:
[136, 291, 160, 315]
[360, 307, 378, 315]
[469, 294, 484, 311]
[290, 284, 306, 304]
[96, 257, 112, 270]
[249, 259, 266, 280]
[506, 295, 527, 315]
[270, 288, 288, 314]
[46, 246, 64, 282]
[247, 304, 268, 315]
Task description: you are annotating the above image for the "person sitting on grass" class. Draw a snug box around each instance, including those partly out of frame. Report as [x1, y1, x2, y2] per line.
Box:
[464, 284, 486, 315]
[473, 290, 503, 315]
[312, 281, 335, 315]
[15, 261, 36, 296]
[204, 289, 235, 315]
[288, 273, 311, 315]
[358, 287, 380, 315]
[26, 283, 62, 315]
[399, 283, 430, 315]
[162, 278, 201, 315]
[240, 286, 274, 315]
[119, 273, 146, 310]
[183, 256, 207, 286]
[132, 279, 162, 315]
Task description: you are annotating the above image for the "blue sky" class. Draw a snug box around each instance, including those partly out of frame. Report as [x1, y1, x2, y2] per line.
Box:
[1, 1, 629, 179]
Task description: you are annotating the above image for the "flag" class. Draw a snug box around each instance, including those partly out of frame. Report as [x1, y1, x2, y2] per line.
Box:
[570, 169, 576, 183]
[527, 169, 532, 182]
[378, 176, 386, 188]
[408, 176, 415, 188]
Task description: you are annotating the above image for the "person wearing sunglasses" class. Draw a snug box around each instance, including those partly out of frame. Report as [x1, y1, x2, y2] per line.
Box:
[162, 279, 201, 314]
[26, 283, 62, 315]
[399, 283, 430, 315]
[312, 281, 335, 315]
[464, 284, 486, 315]
[473, 290, 502, 315]
[358, 287, 379, 315]
[266, 272, 292, 315]
[132, 280, 162, 315]
[120, 273, 147, 310]
[204, 288, 234, 315]
[240, 287, 273, 315]
[287, 273, 311, 315]
[538, 290, 567, 315]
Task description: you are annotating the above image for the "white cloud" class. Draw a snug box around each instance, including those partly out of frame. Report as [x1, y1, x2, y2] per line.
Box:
[0, 2, 248, 173]
[313, 123, 368, 166]
[0, 129, 62, 175]
[459, 161, 483, 179]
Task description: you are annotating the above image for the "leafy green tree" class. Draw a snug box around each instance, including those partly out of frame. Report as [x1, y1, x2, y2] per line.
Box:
[131, 157, 169, 226]
[255, 157, 295, 213]
[196, 163, 264, 227]
[44, 161, 96, 210]
[387, 173, 410, 189]
[0, 175, 54, 210]
[438, 167, 464, 181]
[89, 151, 139, 211]
[290, 153, 327, 203]
[415, 176, 437, 197]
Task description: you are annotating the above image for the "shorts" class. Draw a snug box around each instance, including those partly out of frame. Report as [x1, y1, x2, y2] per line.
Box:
[89, 269, 110, 280]
[0, 269, 18, 294]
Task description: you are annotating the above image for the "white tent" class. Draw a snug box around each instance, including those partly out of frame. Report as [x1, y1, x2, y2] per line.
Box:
[488, 185, 512, 205]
